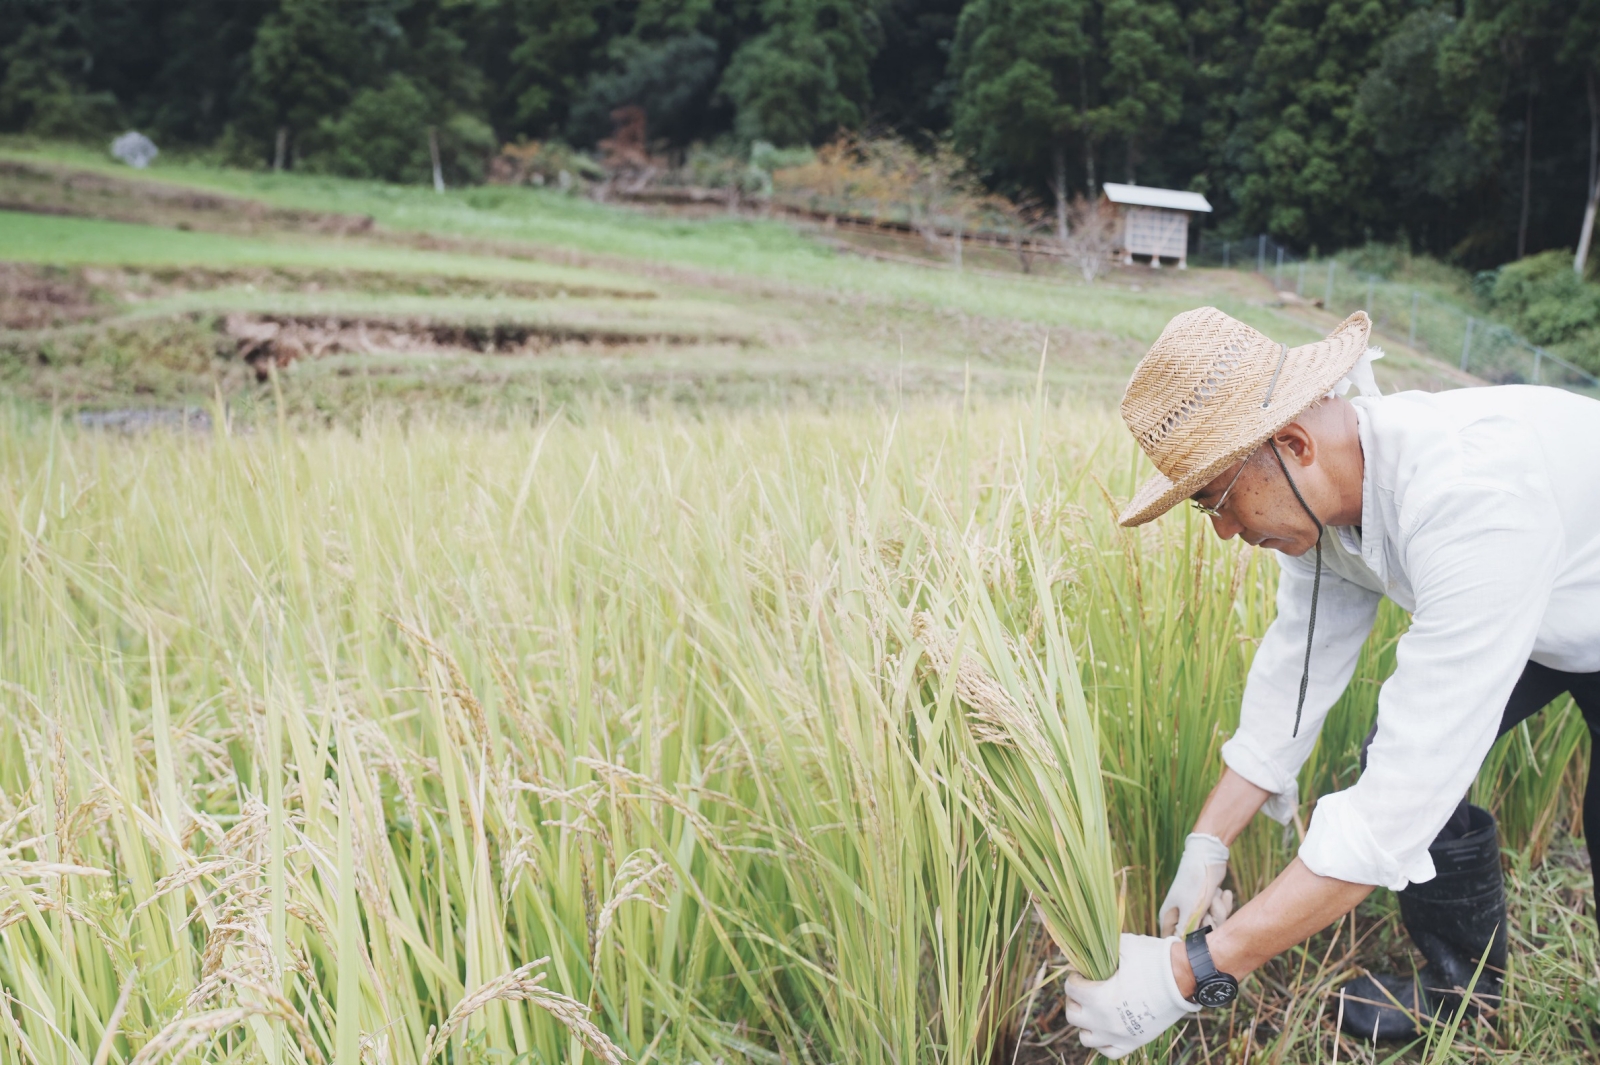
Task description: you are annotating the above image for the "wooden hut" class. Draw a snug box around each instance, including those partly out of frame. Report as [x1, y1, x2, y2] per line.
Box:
[1102, 183, 1213, 269]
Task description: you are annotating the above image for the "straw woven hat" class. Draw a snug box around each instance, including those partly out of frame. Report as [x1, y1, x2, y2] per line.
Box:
[1117, 307, 1371, 527]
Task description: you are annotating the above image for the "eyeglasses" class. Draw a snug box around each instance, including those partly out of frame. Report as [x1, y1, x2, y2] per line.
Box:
[1189, 451, 1254, 517]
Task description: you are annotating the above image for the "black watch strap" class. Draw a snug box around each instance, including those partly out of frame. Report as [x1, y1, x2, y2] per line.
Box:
[1185, 925, 1220, 981]
[1184, 925, 1239, 1007]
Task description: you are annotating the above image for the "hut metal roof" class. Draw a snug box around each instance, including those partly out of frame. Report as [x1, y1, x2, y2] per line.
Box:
[1101, 183, 1212, 213]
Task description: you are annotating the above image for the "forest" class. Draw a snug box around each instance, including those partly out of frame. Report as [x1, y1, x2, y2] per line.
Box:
[1, 0, 1597, 266]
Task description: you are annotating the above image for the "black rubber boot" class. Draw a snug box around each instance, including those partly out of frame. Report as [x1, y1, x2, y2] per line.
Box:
[1340, 804, 1507, 1042]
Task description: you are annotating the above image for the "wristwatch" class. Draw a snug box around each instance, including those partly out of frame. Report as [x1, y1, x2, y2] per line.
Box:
[1184, 926, 1239, 1007]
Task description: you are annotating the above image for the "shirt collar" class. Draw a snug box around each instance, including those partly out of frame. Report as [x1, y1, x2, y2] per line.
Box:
[1351, 400, 1387, 584]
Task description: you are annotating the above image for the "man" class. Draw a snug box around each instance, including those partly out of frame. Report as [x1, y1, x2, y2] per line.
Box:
[1063, 307, 1600, 1058]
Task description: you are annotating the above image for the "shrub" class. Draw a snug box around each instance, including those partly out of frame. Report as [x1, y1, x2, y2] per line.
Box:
[1340, 242, 1404, 279]
[488, 139, 604, 189]
[1484, 250, 1600, 373]
[303, 74, 494, 186]
[1486, 250, 1600, 344]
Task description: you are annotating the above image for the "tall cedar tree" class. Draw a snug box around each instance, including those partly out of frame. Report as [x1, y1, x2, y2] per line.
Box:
[949, 0, 1184, 239]
[1089, 0, 1184, 186]
[241, 0, 363, 160]
[0, 0, 118, 136]
[868, 0, 966, 136]
[1438, 0, 1572, 261]
[238, 0, 489, 176]
[717, 0, 880, 145]
[1356, 10, 1497, 255]
[948, 0, 1092, 240]
[1225, 0, 1406, 248]
[1568, 0, 1600, 270]
[505, 0, 621, 135]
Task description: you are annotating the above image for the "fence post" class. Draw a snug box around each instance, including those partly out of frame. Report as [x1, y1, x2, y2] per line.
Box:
[1274, 246, 1284, 288]
[1460, 317, 1475, 372]
[1297, 260, 1305, 296]
[1257, 234, 1266, 273]
[1325, 261, 1336, 307]
[1408, 290, 1419, 348]
[1532, 346, 1543, 384]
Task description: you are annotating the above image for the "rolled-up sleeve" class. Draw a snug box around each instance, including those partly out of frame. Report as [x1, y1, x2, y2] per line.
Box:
[1221, 543, 1381, 824]
[1298, 486, 1560, 889]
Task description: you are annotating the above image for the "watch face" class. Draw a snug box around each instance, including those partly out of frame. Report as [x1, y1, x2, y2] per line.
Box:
[1195, 975, 1238, 1008]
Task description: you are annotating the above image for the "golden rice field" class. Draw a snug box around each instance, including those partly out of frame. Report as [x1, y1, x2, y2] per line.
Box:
[2, 398, 1595, 1065]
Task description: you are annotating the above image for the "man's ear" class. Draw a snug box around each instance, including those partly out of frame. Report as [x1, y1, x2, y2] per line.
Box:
[1274, 421, 1316, 465]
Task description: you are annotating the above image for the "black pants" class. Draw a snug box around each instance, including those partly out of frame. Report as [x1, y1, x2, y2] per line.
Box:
[1362, 662, 1600, 912]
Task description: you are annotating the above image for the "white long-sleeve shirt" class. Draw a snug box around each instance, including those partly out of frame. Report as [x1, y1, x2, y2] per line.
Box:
[1219, 385, 1600, 890]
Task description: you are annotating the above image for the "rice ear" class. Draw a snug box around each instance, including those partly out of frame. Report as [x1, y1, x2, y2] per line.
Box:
[911, 613, 1046, 752]
[911, 606, 1119, 981]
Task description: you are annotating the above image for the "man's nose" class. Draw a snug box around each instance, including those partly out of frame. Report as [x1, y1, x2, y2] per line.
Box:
[1208, 511, 1242, 540]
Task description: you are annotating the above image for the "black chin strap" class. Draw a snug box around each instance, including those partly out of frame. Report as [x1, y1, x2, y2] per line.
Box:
[1266, 439, 1323, 738]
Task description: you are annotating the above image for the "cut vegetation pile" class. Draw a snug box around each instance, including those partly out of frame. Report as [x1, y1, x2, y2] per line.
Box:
[1, 403, 1593, 1065]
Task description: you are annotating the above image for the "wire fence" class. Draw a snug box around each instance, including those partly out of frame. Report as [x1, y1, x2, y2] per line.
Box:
[1191, 233, 1600, 397]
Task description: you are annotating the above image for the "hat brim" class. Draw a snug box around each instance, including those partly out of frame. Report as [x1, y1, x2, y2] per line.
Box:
[1117, 312, 1371, 527]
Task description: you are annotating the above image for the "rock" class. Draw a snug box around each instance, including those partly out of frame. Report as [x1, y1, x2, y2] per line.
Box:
[110, 131, 159, 169]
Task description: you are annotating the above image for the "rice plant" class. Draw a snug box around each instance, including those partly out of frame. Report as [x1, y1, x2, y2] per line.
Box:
[0, 399, 1588, 1064]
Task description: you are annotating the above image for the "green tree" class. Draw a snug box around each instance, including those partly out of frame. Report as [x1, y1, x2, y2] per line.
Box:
[300, 73, 492, 184]
[0, 0, 118, 137]
[307, 74, 433, 181]
[869, 0, 966, 137]
[236, 0, 489, 175]
[134, 1, 272, 143]
[1090, 0, 1183, 184]
[1484, 248, 1600, 370]
[1568, 0, 1600, 271]
[1355, 10, 1495, 255]
[718, 0, 880, 145]
[948, 0, 1091, 239]
[567, 33, 720, 145]
[1224, 0, 1407, 247]
[950, 0, 1184, 238]
[1439, 0, 1570, 259]
[505, 0, 621, 136]
[239, 0, 364, 165]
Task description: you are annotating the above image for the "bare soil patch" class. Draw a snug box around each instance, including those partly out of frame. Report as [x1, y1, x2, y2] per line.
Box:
[85, 263, 650, 302]
[222, 312, 744, 378]
[0, 263, 110, 329]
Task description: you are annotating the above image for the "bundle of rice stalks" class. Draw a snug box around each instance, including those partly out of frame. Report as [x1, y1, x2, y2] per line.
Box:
[912, 591, 1120, 982]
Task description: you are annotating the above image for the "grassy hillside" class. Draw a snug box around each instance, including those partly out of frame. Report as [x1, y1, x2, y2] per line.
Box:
[0, 144, 1472, 420]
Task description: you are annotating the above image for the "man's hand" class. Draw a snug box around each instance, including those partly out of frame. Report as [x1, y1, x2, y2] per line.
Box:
[1063, 934, 1199, 1060]
[1158, 832, 1234, 937]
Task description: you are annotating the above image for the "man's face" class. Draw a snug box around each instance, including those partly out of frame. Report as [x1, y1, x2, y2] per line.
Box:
[1190, 442, 1321, 556]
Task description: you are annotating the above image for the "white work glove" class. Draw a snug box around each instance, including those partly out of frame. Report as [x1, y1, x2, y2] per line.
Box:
[1064, 933, 1200, 1060]
[1158, 832, 1233, 938]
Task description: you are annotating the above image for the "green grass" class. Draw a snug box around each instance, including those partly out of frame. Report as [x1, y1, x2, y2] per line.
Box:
[0, 210, 653, 294]
[0, 144, 1334, 345]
